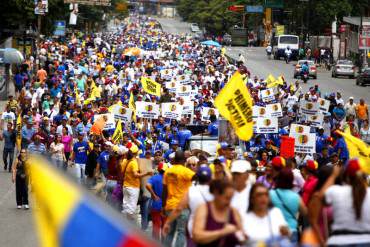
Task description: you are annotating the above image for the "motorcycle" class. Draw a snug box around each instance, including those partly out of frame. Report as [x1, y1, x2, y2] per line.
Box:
[285, 53, 291, 64]
[266, 51, 272, 60]
[302, 72, 309, 83]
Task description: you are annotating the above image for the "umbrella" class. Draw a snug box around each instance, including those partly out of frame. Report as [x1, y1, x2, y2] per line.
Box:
[201, 40, 221, 48]
[0, 48, 24, 64]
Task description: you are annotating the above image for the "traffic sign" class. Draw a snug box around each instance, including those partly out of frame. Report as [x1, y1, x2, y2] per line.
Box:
[246, 5, 264, 13]
[228, 5, 245, 12]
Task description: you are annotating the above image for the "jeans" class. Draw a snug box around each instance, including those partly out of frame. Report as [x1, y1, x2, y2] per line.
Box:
[164, 209, 189, 247]
[52, 158, 64, 169]
[140, 196, 151, 230]
[15, 174, 28, 206]
[151, 210, 164, 240]
[3, 148, 14, 171]
[74, 163, 86, 184]
[358, 119, 366, 131]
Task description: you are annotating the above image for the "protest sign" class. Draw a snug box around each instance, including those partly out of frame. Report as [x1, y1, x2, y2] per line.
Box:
[255, 117, 278, 134]
[266, 103, 283, 117]
[260, 88, 275, 102]
[136, 102, 160, 119]
[308, 113, 324, 127]
[176, 85, 193, 98]
[175, 74, 191, 84]
[161, 103, 183, 120]
[165, 81, 178, 93]
[180, 101, 194, 115]
[93, 113, 115, 130]
[289, 124, 315, 154]
[318, 98, 330, 112]
[289, 124, 311, 136]
[300, 100, 318, 116]
[201, 107, 219, 121]
[113, 106, 132, 123]
[253, 106, 267, 118]
[141, 77, 161, 96]
[161, 69, 173, 80]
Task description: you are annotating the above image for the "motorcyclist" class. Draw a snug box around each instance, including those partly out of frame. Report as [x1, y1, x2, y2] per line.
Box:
[301, 61, 309, 82]
[284, 46, 292, 63]
[266, 44, 272, 58]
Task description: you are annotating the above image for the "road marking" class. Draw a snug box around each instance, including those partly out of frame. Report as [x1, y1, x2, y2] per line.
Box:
[0, 184, 15, 206]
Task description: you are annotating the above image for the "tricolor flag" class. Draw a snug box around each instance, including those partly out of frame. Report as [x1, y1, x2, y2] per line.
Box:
[28, 156, 158, 247]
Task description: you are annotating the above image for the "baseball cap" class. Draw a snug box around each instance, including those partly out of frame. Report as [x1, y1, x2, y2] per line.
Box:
[305, 160, 318, 171]
[230, 160, 252, 173]
[196, 165, 212, 180]
[271, 156, 286, 169]
[345, 159, 362, 177]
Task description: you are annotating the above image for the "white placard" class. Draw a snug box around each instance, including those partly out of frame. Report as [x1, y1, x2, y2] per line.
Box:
[94, 113, 115, 130]
[161, 69, 173, 80]
[300, 100, 319, 116]
[175, 74, 191, 84]
[136, 102, 160, 119]
[201, 107, 219, 121]
[176, 85, 193, 98]
[266, 103, 283, 117]
[255, 117, 278, 133]
[289, 124, 311, 136]
[307, 113, 324, 127]
[260, 88, 275, 102]
[165, 81, 178, 93]
[181, 101, 194, 115]
[291, 132, 316, 154]
[113, 106, 132, 122]
[161, 103, 183, 120]
[253, 106, 267, 118]
[318, 98, 330, 112]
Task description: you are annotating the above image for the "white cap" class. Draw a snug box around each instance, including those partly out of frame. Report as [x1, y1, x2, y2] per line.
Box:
[230, 160, 252, 173]
[349, 96, 354, 100]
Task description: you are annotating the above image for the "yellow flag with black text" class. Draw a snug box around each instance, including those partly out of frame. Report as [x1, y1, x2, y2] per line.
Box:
[16, 114, 22, 150]
[337, 129, 370, 174]
[129, 92, 136, 122]
[112, 120, 123, 144]
[214, 71, 254, 141]
[140, 77, 161, 96]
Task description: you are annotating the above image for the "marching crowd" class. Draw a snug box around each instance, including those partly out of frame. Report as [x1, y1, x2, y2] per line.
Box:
[2, 15, 370, 247]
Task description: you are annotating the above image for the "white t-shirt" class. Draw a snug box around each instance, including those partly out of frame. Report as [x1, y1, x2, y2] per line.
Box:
[231, 182, 252, 220]
[1, 111, 15, 130]
[325, 185, 370, 245]
[243, 207, 288, 246]
[187, 184, 213, 235]
[50, 142, 64, 161]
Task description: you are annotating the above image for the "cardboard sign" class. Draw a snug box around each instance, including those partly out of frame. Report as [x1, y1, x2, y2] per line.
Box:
[253, 106, 268, 118]
[161, 102, 183, 120]
[300, 100, 318, 116]
[161, 69, 173, 80]
[260, 88, 275, 102]
[318, 98, 330, 112]
[113, 106, 132, 123]
[289, 124, 315, 154]
[280, 136, 295, 158]
[266, 103, 283, 117]
[175, 74, 191, 84]
[94, 113, 115, 130]
[289, 124, 311, 136]
[165, 81, 178, 93]
[201, 107, 219, 121]
[181, 101, 194, 115]
[255, 117, 278, 134]
[308, 113, 324, 127]
[138, 158, 153, 197]
[136, 102, 160, 119]
[176, 85, 193, 98]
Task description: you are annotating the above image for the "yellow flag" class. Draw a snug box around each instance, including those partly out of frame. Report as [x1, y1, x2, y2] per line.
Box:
[129, 92, 136, 122]
[16, 114, 22, 150]
[266, 74, 276, 84]
[112, 120, 123, 144]
[337, 129, 370, 174]
[108, 102, 123, 113]
[75, 87, 81, 105]
[214, 71, 254, 141]
[140, 77, 161, 97]
[267, 75, 284, 88]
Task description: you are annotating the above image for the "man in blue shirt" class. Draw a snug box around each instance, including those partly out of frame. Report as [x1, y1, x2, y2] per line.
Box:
[21, 119, 35, 149]
[146, 162, 167, 239]
[207, 115, 218, 137]
[177, 124, 192, 149]
[97, 144, 110, 176]
[27, 135, 46, 155]
[164, 140, 179, 161]
[71, 132, 90, 183]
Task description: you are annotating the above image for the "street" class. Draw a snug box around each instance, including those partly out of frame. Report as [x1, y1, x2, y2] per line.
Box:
[158, 17, 370, 102]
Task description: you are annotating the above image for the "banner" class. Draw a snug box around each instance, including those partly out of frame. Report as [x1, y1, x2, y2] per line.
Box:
[318, 98, 330, 112]
[300, 100, 318, 116]
[214, 71, 254, 141]
[161, 103, 183, 120]
[255, 117, 278, 134]
[253, 106, 267, 118]
[266, 103, 282, 117]
[112, 120, 123, 144]
[140, 77, 161, 96]
[136, 102, 160, 119]
[308, 113, 324, 127]
[260, 88, 275, 102]
[289, 124, 315, 154]
[201, 107, 219, 121]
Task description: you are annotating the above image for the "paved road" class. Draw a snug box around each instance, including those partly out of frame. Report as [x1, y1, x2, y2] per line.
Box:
[158, 18, 370, 103]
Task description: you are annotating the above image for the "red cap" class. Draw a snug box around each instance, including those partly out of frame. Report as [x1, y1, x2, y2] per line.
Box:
[346, 159, 361, 177]
[306, 160, 318, 171]
[271, 156, 286, 169]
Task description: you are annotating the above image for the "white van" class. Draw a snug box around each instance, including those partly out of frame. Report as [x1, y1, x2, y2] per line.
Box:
[272, 35, 299, 60]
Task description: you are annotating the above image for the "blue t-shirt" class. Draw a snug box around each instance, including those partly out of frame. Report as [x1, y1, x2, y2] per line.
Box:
[97, 151, 110, 173]
[270, 189, 300, 232]
[208, 122, 219, 137]
[334, 138, 349, 161]
[178, 129, 192, 148]
[147, 174, 164, 211]
[73, 141, 89, 164]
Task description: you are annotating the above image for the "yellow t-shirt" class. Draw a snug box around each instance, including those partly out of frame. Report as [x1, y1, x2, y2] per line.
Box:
[209, 159, 231, 174]
[163, 165, 195, 211]
[105, 64, 115, 73]
[122, 158, 140, 188]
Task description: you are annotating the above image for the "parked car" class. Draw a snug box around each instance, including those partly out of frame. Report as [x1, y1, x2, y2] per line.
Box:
[356, 67, 370, 86]
[190, 23, 200, 32]
[332, 60, 356, 78]
[293, 60, 317, 79]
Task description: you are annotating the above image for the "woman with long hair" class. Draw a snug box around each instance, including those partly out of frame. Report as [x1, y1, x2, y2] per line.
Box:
[360, 119, 370, 144]
[50, 134, 66, 169]
[61, 126, 73, 170]
[243, 183, 290, 246]
[314, 159, 370, 246]
[12, 149, 29, 209]
[192, 179, 245, 247]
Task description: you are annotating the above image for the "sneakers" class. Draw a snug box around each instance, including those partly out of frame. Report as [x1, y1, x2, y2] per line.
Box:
[23, 205, 29, 210]
[17, 205, 22, 209]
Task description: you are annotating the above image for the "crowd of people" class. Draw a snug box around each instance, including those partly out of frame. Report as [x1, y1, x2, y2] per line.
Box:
[2, 15, 370, 247]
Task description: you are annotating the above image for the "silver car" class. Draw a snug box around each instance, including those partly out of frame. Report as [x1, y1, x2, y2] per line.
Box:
[332, 60, 356, 78]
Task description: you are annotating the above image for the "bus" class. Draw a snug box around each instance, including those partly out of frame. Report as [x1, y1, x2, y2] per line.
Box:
[272, 35, 299, 60]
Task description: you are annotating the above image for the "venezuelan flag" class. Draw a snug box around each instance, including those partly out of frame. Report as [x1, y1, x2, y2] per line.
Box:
[28, 156, 158, 247]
